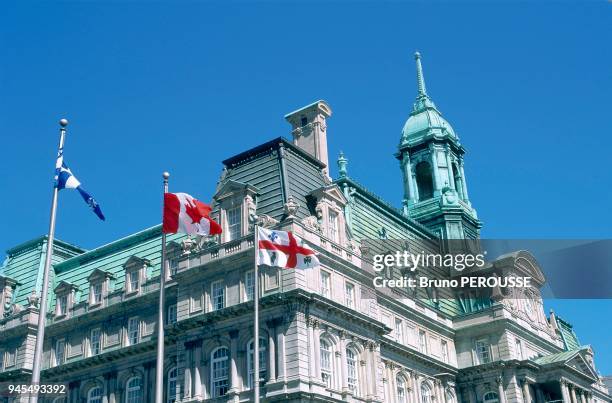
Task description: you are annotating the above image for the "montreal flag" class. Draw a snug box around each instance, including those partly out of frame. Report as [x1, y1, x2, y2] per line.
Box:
[162, 192, 222, 236]
[257, 227, 319, 269]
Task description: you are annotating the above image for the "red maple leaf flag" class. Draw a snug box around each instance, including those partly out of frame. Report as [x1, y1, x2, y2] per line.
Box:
[163, 192, 222, 236]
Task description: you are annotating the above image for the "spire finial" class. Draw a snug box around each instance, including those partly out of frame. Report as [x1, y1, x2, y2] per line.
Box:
[415, 51, 427, 96]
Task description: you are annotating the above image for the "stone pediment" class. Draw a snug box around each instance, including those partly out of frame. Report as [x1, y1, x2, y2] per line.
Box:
[87, 268, 115, 282]
[493, 250, 546, 286]
[122, 256, 151, 270]
[566, 353, 598, 380]
[308, 184, 348, 207]
[54, 280, 78, 293]
[536, 348, 598, 381]
[213, 180, 259, 201]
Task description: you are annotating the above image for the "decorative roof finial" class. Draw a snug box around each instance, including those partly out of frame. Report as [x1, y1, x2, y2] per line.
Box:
[415, 51, 427, 96]
[337, 151, 349, 178]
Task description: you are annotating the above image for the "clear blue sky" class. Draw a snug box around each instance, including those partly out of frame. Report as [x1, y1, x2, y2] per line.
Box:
[1, 2, 611, 373]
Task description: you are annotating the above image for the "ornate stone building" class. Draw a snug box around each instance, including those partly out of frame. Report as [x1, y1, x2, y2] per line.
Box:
[1, 53, 610, 403]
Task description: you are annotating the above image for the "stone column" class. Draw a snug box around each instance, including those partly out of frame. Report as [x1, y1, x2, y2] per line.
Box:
[445, 146, 455, 190]
[429, 144, 441, 194]
[561, 380, 571, 403]
[68, 380, 80, 403]
[313, 322, 321, 381]
[337, 332, 347, 392]
[412, 170, 420, 202]
[369, 343, 380, 399]
[143, 361, 155, 402]
[183, 344, 192, 399]
[469, 385, 478, 403]
[497, 375, 507, 403]
[384, 363, 395, 403]
[104, 371, 117, 403]
[267, 321, 277, 382]
[458, 159, 470, 202]
[570, 384, 578, 403]
[229, 329, 239, 393]
[193, 344, 203, 398]
[522, 379, 532, 403]
[414, 373, 423, 403]
[277, 324, 286, 381]
[306, 319, 316, 381]
[536, 386, 546, 403]
[402, 153, 416, 204]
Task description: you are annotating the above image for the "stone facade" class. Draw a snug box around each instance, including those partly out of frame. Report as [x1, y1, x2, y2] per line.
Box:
[1, 54, 610, 403]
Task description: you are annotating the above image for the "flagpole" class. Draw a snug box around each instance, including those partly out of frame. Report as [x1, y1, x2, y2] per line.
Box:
[30, 119, 68, 403]
[155, 171, 170, 403]
[254, 224, 260, 403]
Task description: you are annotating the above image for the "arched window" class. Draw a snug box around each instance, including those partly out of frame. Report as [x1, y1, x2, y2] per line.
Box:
[87, 386, 103, 403]
[421, 382, 433, 403]
[247, 338, 267, 389]
[211, 347, 229, 397]
[415, 162, 434, 200]
[396, 375, 408, 403]
[167, 367, 178, 403]
[125, 377, 142, 403]
[483, 392, 499, 403]
[346, 347, 359, 395]
[320, 338, 333, 388]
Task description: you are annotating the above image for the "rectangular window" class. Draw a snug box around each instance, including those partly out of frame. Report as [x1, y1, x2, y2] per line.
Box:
[345, 282, 355, 309]
[475, 339, 491, 364]
[328, 211, 339, 242]
[245, 271, 255, 302]
[55, 339, 65, 366]
[419, 330, 427, 354]
[169, 258, 179, 276]
[190, 288, 202, 312]
[515, 338, 523, 360]
[212, 281, 225, 311]
[395, 319, 404, 343]
[227, 206, 241, 241]
[91, 283, 102, 304]
[128, 270, 139, 292]
[90, 328, 101, 356]
[4, 349, 16, 368]
[441, 340, 449, 363]
[127, 317, 140, 346]
[57, 295, 68, 316]
[320, 271, 331, 298]
[167, 304, 177, 324]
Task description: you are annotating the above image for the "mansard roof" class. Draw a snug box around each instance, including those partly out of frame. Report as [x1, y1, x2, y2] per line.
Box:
[0, 236, 84, 308]
[215, 137, 328, 222]
[556, 314, 581, 351]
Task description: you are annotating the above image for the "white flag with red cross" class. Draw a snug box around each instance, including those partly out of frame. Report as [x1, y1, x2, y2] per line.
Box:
[257, 227, 320, 269]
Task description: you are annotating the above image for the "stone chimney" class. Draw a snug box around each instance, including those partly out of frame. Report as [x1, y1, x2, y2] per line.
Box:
[284, 100, 332, 177]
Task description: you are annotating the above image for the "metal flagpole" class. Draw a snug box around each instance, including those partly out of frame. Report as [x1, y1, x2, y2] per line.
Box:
[254, 224, 260, 403]
[30, 118, 69, 403]
[155, 172, 170, 403]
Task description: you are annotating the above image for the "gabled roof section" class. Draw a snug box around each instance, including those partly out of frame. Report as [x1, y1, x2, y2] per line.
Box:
[87, 268, 115, 281]
[213, 179, 259, 201]
[534, 347, 598, 380]
[123, 255, 151, 269]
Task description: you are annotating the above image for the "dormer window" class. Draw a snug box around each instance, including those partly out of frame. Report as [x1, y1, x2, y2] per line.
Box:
[213, 180, 259, 244]
[328, 211, 339, 242]
[122, 256, 150, 296]
[53, 281, 78, 318]
[87, 269, 114, 308]
[227, 206, 241, 241]
[57, 295, 67, 316]
[91, 283, 102, 305]
[127, 270, 139, 292]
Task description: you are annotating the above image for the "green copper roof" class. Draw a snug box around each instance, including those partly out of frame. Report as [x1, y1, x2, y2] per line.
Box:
[534, 347, 588, 365]
[400, 52, 458, 148]
[556, 315, 581, 351]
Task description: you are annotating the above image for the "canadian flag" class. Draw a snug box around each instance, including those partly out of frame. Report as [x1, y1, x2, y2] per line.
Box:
[257, 227, 319, 269]
[163, 192, 222, 236]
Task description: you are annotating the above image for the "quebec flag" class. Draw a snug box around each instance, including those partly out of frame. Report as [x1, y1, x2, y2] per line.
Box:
[54, 153, 105, 220]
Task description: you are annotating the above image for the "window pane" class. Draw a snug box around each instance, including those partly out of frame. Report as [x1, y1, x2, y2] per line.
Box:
[212, 282, 225, 311]
[245, 271, 255, 302]
[227, 206, 241, 241]
[211, 348, 229, 397]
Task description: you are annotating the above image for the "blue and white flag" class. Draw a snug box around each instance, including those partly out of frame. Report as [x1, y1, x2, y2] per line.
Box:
[54, 151, 105, 220]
